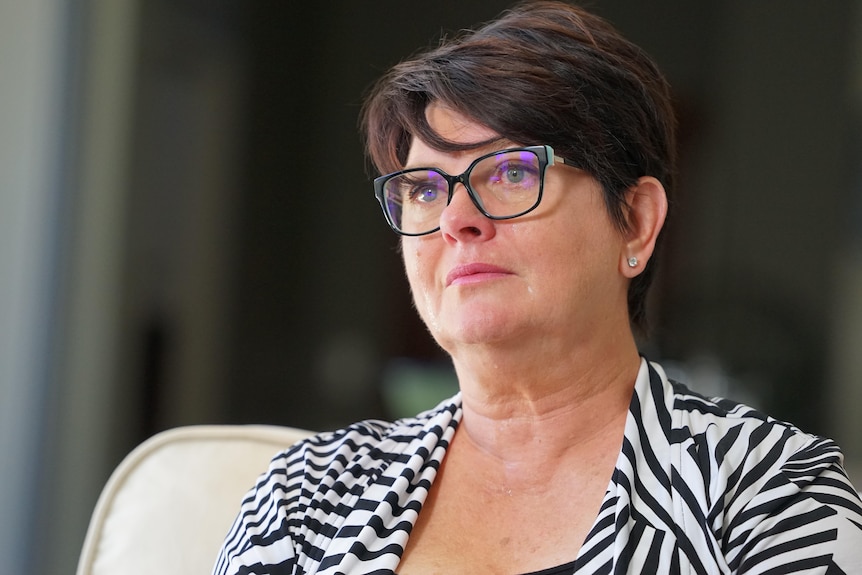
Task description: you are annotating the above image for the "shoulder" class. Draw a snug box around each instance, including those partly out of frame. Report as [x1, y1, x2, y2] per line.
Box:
[665, 372, 853, 503]
[644, 361, 862, 572]
[642, 360, 829, 459]
[629, 360, 843, 501]
[644, 361, 847, 492]
[282, 393, 462, 475]
[213, 395, 462, 575]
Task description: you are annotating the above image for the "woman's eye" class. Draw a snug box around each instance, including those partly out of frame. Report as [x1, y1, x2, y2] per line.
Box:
[505, 165, 526, 184]
[409, 184, 442, 203]
[496, 162, 537, 186]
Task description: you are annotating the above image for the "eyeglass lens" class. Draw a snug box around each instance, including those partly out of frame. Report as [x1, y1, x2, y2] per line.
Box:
[382, 148, 543, 235]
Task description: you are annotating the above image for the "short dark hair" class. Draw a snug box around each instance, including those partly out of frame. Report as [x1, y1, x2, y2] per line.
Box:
[361, 0, 677, 332]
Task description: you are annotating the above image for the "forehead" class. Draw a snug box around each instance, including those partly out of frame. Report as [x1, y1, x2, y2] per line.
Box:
[425, 103, 498, 143]
[404, 137, 523, 172]
[404, 104, 513, 170]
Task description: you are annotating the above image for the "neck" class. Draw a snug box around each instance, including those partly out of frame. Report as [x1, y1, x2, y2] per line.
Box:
[450, 331, 641, 464]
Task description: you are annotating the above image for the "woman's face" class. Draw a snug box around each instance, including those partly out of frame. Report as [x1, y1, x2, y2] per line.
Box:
[401, 104, 631, 356]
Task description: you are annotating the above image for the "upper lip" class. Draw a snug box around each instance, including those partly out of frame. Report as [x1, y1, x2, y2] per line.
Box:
[445, 263, 512, 286]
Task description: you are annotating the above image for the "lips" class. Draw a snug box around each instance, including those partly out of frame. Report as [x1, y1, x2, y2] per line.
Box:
[445, 263, 513, 287]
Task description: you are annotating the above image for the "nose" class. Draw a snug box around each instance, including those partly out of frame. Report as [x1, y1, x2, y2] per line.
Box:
[438, 182, 496, 243]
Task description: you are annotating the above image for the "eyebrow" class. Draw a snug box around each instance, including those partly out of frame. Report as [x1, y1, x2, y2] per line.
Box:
[402, 138, 520, 171]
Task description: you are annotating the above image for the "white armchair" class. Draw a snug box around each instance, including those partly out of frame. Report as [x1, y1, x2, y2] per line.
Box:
[76, 424, 315, 575]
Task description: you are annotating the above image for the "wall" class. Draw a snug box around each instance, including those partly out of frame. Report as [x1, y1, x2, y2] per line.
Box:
[0, 2, 66, 573]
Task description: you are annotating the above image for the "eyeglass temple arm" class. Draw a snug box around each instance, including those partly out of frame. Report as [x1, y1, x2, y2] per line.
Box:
[551, 153, 573, 167]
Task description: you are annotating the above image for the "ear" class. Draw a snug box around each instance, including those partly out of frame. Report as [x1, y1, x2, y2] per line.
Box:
[620, 176, 668, 277]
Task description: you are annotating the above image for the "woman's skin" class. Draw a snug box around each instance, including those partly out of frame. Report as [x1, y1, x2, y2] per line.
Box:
[396, 103, 668, 574]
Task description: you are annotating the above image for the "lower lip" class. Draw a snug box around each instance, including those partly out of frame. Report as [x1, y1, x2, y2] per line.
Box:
[448, 272, 511, 286]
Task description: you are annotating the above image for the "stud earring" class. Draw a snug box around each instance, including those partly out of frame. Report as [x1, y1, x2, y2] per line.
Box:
[627, 256, 638, 268]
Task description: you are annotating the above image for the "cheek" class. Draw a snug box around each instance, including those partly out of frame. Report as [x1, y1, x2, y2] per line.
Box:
[528, 209, 623, 291]
[401, 240, 421, 284]
[401, 241, 445, 333]
[401, 241, 432, 302]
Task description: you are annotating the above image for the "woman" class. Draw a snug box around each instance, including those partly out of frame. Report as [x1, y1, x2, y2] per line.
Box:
[215, 2, 862, 573]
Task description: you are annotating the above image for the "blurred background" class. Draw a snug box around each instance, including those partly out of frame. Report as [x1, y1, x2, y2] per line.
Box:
[3, 1, 862, 573]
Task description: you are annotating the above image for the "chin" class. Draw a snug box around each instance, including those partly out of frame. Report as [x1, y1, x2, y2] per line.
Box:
[436, 310, 521, 349]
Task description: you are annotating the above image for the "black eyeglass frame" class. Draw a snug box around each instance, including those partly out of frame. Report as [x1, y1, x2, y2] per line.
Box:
[373, 144, 573, 236]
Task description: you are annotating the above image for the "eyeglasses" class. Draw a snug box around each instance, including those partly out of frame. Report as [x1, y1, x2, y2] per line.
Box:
[373, 145, 572, 236]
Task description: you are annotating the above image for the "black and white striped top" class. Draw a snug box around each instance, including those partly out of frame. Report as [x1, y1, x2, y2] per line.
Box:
[214, 360, 862, 574]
